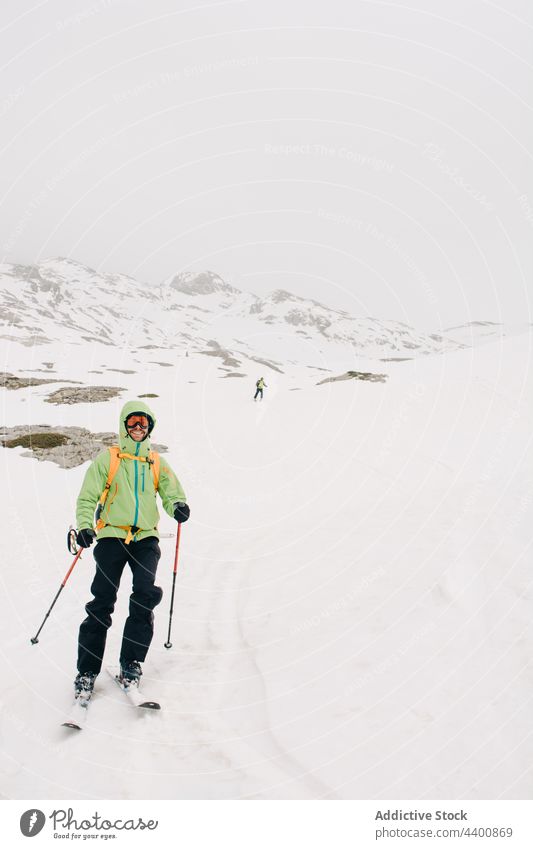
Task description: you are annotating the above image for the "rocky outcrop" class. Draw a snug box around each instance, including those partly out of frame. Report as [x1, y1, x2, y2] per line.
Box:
[1, 424, 168, 469]
[45, 385, 125, 405]
[317, 370, 388, 385]
[1, 372, 66, 390]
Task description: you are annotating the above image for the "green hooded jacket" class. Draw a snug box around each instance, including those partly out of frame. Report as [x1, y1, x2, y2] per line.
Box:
[76, 399, 187, 542]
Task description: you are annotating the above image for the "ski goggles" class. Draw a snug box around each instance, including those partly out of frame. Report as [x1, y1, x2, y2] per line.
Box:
[125, 414, 151, 429]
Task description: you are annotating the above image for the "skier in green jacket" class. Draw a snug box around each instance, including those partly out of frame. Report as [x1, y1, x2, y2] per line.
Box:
[73, 399, 189, 696]
[254, 377, 267, 401]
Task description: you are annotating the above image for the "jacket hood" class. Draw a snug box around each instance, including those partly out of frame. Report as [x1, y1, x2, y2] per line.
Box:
[119, 399, 156, 456]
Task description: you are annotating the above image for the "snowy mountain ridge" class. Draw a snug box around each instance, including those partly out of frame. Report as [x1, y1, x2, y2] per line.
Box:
[0, 256, 526, 368]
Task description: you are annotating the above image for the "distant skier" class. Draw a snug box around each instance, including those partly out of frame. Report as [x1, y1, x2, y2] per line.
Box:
[254, 377, 267, 401]
[73, 399, 189, 698]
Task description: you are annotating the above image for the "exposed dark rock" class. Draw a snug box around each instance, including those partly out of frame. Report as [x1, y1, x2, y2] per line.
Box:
[245, 355, 284, 374]
[1, 372, 65, 390]
[4, 432, 69, 449]
[45, 386, 125, 405]
[0, 333, 51, 346]
[168, 271, 238, 296]
[317, 371, 388, 385]
[1, 424, 168, 469]
[199, 341, 241, 368]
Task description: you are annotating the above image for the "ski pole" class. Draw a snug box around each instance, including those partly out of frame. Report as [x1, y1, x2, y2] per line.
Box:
[30, 548, 83, 644]
[164, 523, 182, 649]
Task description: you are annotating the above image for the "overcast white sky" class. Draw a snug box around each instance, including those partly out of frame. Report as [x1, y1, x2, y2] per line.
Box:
[0, 0, 531, 328]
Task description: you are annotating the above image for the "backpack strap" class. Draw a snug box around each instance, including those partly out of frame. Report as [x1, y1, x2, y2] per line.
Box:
[149, 450, 160, 491]
[115, 450, 158, 481]
[94, 446, 161, 536]
[95, 446, 121, 530]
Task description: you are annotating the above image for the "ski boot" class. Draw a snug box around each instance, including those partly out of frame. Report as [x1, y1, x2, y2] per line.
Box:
[119, 660, 142, 688]
[74, 671, 97, 705]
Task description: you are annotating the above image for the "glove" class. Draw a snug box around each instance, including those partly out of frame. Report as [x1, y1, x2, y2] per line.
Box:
[76, 528, 96, 548]
[173, 502, 190, 523]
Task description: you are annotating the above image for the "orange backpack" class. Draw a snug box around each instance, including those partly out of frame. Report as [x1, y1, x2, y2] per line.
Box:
[95, 446, 160, 541]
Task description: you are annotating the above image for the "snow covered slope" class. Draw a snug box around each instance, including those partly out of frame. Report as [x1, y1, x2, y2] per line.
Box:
[442, 320, 532, 347]
[0, 329, 531, 800]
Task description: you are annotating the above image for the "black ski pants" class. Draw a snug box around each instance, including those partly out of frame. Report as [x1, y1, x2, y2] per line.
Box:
[254, 388, 263, 400]
[77, 536, 163, 674]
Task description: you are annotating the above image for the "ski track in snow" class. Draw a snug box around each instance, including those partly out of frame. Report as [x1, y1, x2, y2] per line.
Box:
[201, 555, 337, 799]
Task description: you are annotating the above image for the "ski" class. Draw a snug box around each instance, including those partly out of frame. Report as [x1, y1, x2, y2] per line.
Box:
[106, 667, 161, 711]
[62, 693, 92, 731]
